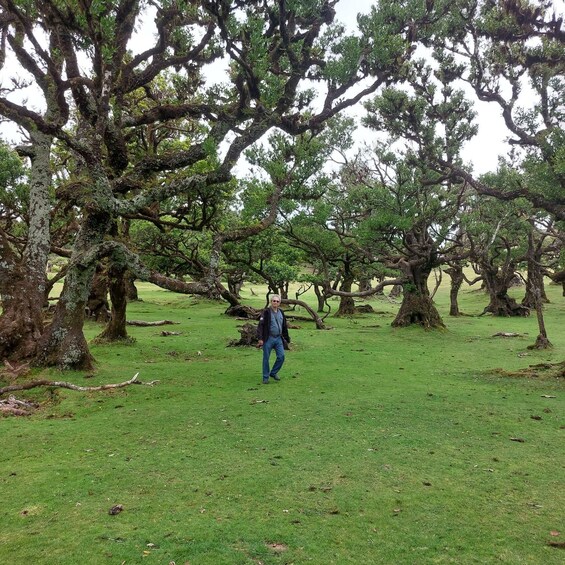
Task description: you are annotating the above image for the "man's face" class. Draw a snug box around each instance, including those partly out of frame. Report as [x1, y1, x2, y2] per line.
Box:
[271, 298, 280, 309]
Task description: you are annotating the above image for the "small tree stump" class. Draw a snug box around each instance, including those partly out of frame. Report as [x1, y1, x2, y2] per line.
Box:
[228, 323, 258, 347]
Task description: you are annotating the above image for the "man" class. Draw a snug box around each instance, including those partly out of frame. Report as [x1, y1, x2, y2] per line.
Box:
[257, 294, 291, 384]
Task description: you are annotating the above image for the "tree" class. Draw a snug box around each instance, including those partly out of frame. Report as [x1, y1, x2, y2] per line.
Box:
[424, 0, 565, 221]
[0, 0, 431, 368]
[331, 147, 462, 328]
[0, 133, 54, 360]
[521, 216, 557, 308]
[332, 59, 477, 327]
[282, 182, 386, 317]
[464, 191, 531, 316]
[365, 0, 563, 344]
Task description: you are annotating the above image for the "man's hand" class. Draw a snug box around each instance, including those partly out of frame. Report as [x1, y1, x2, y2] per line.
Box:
[257, 340, 264, 348]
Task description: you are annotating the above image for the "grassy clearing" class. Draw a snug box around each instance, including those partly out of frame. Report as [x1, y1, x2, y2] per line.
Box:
[1, 282, 564, 564]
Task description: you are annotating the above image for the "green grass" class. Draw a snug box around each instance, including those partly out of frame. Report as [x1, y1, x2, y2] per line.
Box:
[1, 282, 564, 564]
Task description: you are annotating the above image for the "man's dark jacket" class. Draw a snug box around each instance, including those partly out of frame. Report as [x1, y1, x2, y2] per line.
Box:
[257, 307, 291, 343]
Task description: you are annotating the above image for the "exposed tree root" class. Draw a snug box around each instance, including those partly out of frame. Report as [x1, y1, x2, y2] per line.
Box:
[492, 361, 565, 379]
[527, 335, 553, 350]
[1, 360, 31, 379]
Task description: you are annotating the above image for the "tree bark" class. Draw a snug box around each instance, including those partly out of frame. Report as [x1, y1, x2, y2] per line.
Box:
[37, 210, 113, 369]
[0, 260, 46, 361]
[86, 264, 111, 322]
[480, 266, 530, 317]
[528, 288, 552, 349]
[334, 273, 356, 317]
[392, 261, 444, 328]
[313, 283, 327, 313]
[445, 266, 464, 316]
[389, 284, 402, 298]
[126, 273, 140, 301]
[282, 298, 326, 329]
[0, 130, 52, 362]
[97, 263, 129, 341]
[522, 233, 549, 308]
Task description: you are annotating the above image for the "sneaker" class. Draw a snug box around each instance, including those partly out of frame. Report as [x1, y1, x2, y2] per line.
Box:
[262, 379, 269, 384]
[270, 374, 280, 381]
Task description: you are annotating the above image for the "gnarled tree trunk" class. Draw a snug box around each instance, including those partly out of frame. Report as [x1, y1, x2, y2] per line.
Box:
[522, 233, 548, 308]
[126, 273, 140, 301]
[481, 266, 530, 317]
[313, 283, 327, 313]
[529, 288, 552, 350]
[0, 257, 45, 361]
[86, 264, 111, 322]
[0, 131, 52, 362]
[335, 273, 356, 317]
[97, 264, 129, 341]
[445, 265, 464, 317]
[389, 284, 402, 298]
[392, 262, 444, 328]
[37, 210, 113, 370]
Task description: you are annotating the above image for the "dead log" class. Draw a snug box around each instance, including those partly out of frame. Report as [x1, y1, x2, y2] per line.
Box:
[126, 320, 178, 326]
[228, 323, 258, 347]
[0, 372, 157, 395]
[224, 305, 262, 319]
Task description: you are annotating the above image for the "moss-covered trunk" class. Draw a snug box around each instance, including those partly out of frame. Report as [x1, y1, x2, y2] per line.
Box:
[37, 210, 112, 369]
[0, 131, 52, 361]
[0, 261, 45, 361]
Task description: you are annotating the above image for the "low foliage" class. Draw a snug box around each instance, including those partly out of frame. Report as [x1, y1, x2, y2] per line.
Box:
[1, 281, 564, 564]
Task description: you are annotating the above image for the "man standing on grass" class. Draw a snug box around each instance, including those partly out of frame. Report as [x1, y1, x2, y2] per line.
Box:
[257, 294, 291, 384]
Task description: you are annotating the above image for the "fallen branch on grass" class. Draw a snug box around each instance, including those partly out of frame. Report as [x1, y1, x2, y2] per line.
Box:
[127, 320, 178, 326]
[0, 372, 159, 395]
[0, 395, 38, 416]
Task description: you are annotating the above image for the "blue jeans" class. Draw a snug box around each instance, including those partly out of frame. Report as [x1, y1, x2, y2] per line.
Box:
[262, 336, 285, 380]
